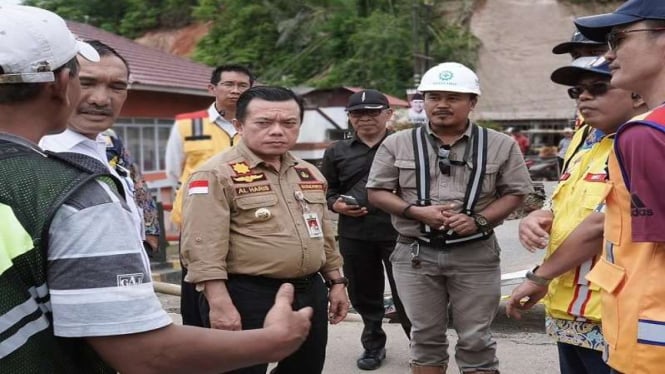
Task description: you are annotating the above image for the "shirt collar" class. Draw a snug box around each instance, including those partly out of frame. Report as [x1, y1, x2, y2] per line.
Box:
[424, 120, 472, 145]
[235, 139, 298, 171]
[208, 103, 229, 124]
[0, 131, 44, 155]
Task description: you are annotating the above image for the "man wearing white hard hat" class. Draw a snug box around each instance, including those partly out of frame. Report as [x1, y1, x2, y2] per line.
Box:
[367, 62, 532, 373]
[0, 5, 312, 373]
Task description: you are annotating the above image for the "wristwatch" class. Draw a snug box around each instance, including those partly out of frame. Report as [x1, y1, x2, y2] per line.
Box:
[526, 265, 552, 286]
[325, 277, 349, 288]
[472, 214, 491, 234]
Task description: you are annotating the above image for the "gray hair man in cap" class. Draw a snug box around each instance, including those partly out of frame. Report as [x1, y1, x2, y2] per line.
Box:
[573, 1, 665, 373]
[321, 89, 410, 371]
[506, 55, 646, 374]
[0, 5, 312, 373]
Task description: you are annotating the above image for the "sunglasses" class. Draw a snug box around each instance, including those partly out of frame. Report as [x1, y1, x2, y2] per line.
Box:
[567, 81, 612, 99]
[438, 146, 464, 176]
[607, 27, 665, 50]
[348, 109, 383, 118]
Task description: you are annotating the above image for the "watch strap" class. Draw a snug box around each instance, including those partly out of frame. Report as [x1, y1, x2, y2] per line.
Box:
[526, 265, 551, 286]
[325, 277, 349, 288]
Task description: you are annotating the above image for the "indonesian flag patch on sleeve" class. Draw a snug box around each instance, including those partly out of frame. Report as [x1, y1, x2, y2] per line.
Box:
[188, 180, 209, 195]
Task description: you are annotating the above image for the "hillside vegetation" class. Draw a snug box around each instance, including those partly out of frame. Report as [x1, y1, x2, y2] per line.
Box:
[26, 0, 622, 96]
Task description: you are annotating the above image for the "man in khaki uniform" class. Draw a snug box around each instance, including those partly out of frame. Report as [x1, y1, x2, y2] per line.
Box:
[367, 62, 532, 374]
[180, 86, 349, 374]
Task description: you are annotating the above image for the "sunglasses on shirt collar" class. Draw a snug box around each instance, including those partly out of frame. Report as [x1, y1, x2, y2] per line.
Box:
[438, 145, 465, 176]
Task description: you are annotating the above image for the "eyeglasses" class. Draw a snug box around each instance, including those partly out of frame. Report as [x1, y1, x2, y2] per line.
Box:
[218, 81, 251, 90]
[567, 81, 612, 99]
[607, 27, 665, 50]
[438, 146, 464, 176]
[348, 109, 383, 118]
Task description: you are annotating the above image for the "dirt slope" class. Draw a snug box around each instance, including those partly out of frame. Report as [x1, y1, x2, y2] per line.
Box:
[470, 0, 618, 121]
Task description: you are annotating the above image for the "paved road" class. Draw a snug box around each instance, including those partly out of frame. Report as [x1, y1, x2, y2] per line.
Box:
[159, 182, 560, 373]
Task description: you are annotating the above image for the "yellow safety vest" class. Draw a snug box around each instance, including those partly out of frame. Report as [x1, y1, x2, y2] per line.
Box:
[170, 110, 240, 224]
[544, 134, 612, 322]
[587, 113, 665, 373]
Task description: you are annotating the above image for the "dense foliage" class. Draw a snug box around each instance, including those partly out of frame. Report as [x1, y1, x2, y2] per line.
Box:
[23, 0, 479, 97]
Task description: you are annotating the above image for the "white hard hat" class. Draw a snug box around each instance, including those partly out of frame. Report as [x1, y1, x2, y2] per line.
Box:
[417, 62, 481, 96]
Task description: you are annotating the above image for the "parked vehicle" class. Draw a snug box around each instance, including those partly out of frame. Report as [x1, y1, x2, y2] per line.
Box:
[526, 155, 560, 181]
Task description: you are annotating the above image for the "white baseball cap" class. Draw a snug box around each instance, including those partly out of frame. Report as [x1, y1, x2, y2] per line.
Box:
[0, 5, 99, 84]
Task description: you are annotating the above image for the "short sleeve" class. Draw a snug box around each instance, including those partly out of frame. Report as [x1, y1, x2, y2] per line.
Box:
[47, 179, 170, 337]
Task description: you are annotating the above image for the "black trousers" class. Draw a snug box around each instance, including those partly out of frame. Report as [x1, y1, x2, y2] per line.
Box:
[180, 261, 205, 327]
[199, 274, 329, 374]
[339, 237, 411, 351]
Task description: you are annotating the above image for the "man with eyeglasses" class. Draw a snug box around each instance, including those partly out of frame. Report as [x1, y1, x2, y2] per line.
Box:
[367, 62, 531, 374]
[505, 56, 646, 374]
[321, 89, 411, 371]
[572, 1, 665, 373]
[164, 64, 254, 327]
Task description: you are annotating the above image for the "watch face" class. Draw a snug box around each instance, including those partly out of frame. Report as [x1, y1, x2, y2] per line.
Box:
[475, 215, 489, 226]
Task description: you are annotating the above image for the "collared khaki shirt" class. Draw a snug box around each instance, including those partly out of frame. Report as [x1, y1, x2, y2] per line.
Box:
[181, 140, 342, 283]
[367, 123, 533, 238]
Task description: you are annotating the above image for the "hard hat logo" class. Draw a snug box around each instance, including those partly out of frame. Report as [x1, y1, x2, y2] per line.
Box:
[439, 71, 454, 81]
[417, 62, 481, 96]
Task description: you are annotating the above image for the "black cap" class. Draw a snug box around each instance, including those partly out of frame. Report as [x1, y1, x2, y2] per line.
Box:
[575, 0, 665, 42]
[552, 31, 606, 54]
[550, 56, 611, 86]
[411, 93, 424, 101]
[346, 89, 389, 111]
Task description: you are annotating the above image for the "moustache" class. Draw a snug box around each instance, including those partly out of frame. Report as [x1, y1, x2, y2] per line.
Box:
[78, 107, 113, 116]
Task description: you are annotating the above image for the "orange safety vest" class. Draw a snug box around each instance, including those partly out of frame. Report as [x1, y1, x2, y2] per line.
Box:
[586, 111, 665, 373]
[170, 110, 240, 224]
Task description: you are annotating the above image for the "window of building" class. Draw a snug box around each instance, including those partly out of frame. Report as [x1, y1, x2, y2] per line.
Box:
[114, 118, 173, 173]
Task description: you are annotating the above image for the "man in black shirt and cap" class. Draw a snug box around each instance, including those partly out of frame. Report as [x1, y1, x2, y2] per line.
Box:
[321, 89, 411, 371]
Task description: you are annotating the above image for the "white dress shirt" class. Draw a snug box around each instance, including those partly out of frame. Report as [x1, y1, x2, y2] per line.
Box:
[40, 129, 145, 240]
[164, 103, 237, 186]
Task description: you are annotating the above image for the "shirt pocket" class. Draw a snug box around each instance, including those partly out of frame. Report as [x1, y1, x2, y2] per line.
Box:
[481, 163, 501, 195]
[303, 191, 327, 217]
[394, 159, 417, 189]
[233, 193, 283, 234]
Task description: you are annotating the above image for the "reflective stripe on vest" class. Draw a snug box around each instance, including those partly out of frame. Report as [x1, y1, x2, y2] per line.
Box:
[411, 124, 491, 245]
[637, 319, 665, 346]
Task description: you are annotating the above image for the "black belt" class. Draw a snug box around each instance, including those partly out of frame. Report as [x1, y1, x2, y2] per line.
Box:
[397, 233, 492, 250]
[229, 273, 321, 291]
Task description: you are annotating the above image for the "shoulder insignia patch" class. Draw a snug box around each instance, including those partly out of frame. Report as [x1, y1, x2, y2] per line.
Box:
[295, 167, 317, 181]
[230, 161, 251, 175]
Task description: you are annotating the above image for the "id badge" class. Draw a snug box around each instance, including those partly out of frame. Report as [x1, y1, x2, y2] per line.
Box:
[303, 212, 323, 238]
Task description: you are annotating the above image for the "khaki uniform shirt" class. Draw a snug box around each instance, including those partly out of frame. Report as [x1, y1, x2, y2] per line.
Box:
[367, 123, 533, 238]
[181, 140, 342, 283]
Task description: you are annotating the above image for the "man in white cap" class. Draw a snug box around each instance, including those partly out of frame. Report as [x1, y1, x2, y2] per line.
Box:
[0, 5, 312, 373]
[367, 62, 532, 373]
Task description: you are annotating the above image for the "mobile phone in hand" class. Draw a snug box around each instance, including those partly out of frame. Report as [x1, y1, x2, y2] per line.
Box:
[339, 194, 360, 206]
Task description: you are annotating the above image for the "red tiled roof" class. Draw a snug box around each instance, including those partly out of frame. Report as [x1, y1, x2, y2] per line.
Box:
[344, 86, 410, 108]
[67, 21, 212, 96]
